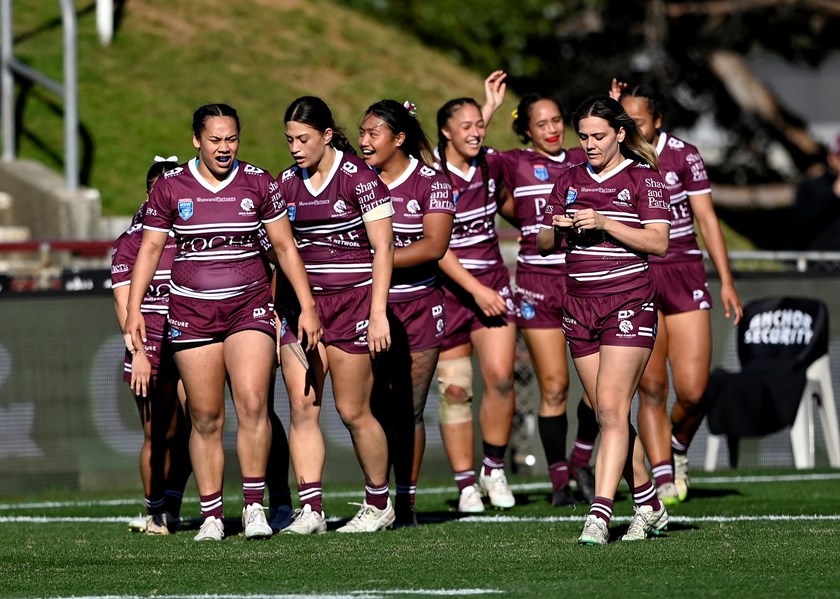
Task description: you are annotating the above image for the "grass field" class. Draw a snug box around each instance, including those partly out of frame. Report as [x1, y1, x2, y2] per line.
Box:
[1, 471, 839, 598]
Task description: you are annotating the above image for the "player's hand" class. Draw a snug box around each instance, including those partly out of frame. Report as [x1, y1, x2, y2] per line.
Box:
[297, 306, 322, 352]
[472, 285, 507, 318]
[571, 208, 606, 232]
[609, 78, 628, 101]
[552, 214, 574, 231]
[367, 311, 391, 358]
[483, 70, 507, 117]
[720, 283, 743, 326]
[124, 310, 147, 360]
[130, 350, 151, 398]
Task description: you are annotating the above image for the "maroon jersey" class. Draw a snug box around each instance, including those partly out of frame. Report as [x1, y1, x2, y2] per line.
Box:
[653, 132, 712, 264]
[111, 200, 177, 316]
[142, 159, 285, 301]
[437, 147, 505, 276]
[276, 150, 392, 293]
[542, 159, 671, 296]
[500, 147, 586, 275]
[387, 157, 455, 302]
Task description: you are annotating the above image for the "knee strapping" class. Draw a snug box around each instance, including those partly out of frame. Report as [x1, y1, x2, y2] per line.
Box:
[436, 357, 474, 425]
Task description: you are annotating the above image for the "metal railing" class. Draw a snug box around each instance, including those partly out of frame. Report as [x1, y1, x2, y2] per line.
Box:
[1, 0, 78, 190]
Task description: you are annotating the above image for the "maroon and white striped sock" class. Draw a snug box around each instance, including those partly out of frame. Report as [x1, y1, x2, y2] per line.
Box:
[199, 490, 223, 520]
[570, 439, 595, 468]
[633, 480, 663, 510]
[548, 461, 570, 492]
[242, 476, 265, 507]
[365, 481, 390, 510]
[651, 460, 675, 487]
[298, 482, 323, 514]
[454, 469, 477, 492]
[590, 496, 614, 525]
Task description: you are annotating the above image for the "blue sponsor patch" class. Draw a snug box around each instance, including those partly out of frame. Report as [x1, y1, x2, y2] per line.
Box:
[521, 301, 536, 321]
[280, 317, 287, 338]
[452, 189, 460, 206]
[170, 328, 182, 339]
[288, 205, 296, 221]
[178, 200, 194, 220]
[565, 187, 577, 204]
[533, 165, 549, 181]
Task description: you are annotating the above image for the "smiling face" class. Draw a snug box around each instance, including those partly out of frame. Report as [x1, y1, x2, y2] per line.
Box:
[527, 99, 565, 157]
[193, 116, 240, 181]
[285, 120, 331, 170]
[358, 113, 404, 170]
[620, 96, 661, 145]
[441, 103, 486, 161]
[577, 115, 625, 173]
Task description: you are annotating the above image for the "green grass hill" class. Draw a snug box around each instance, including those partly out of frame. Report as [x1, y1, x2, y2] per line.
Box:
[11, 0, 522, 217]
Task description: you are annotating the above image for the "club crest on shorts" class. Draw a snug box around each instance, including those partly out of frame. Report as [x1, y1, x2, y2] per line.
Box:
[533, 164, 549, 181]
[520, 301, 536, 320]
[178, 200, 194, 220]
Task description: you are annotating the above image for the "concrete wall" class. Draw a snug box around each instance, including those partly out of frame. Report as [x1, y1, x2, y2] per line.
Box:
[0, 159, 101, 239]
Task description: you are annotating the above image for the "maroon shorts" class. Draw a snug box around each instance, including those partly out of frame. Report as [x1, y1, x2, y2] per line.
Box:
[649, 260, 712, 315]
[389, 289, 446, 352]
[281, 285, 372, 354]
[167, 283, 276, 348]
[514, 269, 566, 329]
[123, 312, 177, 385]
[441, 265, 515, 351]
[562, 283, 658, 359]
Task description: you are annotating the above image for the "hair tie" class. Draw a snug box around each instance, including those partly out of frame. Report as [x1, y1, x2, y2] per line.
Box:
[511, 109, 519, 120]
[153, 155, 178, 163]
[403, 101, 417, 117]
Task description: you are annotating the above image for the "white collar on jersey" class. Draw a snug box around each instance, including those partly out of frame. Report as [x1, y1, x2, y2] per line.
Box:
[585, 157, 634, 183]
[387, 156, 419, 190]
[302, 149, 343, 197]
[188, 157, 240, 193]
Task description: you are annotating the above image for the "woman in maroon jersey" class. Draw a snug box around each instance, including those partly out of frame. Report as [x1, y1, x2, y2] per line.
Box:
[610, 80, 742, 504]
[434, 97, 517, 513]
[487, 89, 600, 507]
[125, 104, 321, 542]
[359, 99, 455, 525]
[276, 96, 396, 534]
[112, 158, 191, 535]
[537, 96, 671, 545]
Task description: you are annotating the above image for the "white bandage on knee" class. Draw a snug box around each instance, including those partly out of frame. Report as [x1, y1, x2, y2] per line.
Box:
[436, 357, 474, 425]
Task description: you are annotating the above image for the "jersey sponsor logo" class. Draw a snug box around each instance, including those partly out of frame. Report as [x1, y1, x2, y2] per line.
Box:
[452, 189, 460, 205]
[566, 187, 578, 204]
[686, 152, 702, 164]
[240, 198, 255, 212]
[700, 300, 711, 309]
[645, 177, 666, 189]
[691, 162, 708, 182]
[127, 222, 143, 235]
[244, 164, 264, 174]
[111, 263, 129, 274]
[342, 161, 358, 175]
[333, 200, 347, 214]
[506, 298, 516, 312]
[436, 318, 445, 333]
[170, 319, 189, 328]
[693, 289, 705, 301]
[281, 168, 296, 181]
[355, 319, 369, 333]
[533, 164, 549, 181]
[520, 300, 536, 320]
[407, 199, 421, 214]
[432, 304, 443, 317]
[163, 167, 183, 178]
[420, 165, 437, 177]
[288, 204, 296, 221]
[618, 309, 635, 319]
[667, 137, 685, 150]
[279, 317, 287, 338]
[618, 189, 631, 202]
[170, 328, 182, 339]
[665, 171, 680, 185]
[648, 197, 669, 210]
[178, 200, 194, 220]
[253, 307, 267, 319]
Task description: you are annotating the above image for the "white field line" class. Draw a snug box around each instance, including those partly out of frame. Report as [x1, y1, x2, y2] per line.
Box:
[39, 592, 504, 599]
[2, 514, 839, 525]
[2, 472, 838, 511]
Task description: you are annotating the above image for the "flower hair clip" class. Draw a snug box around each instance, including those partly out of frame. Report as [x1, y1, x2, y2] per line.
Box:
[511, 109, 519, 120]
[403, 101, 417, 116]
[153, 155, 178, 163]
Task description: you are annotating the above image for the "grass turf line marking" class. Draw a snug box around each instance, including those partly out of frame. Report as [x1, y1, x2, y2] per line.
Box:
[2, 472, 839, 511]
[39, 591, 503, 599]
[3, 514, 840, 525]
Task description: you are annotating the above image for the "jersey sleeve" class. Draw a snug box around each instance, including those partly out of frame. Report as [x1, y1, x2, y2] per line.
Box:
[423, 169, 456, 216]
[260, 171, 288, 224]
[110, 229, 141, 288]
[540, 169, 573, 228]
[636, 168, 672, 225]
[352, 162, 393, 222]
[142, 179, 176, 233]
[681, 143, 712, 196]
